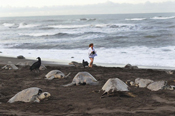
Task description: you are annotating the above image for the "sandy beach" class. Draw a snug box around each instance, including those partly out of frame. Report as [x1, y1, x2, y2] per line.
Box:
[1, 56, 175, 116]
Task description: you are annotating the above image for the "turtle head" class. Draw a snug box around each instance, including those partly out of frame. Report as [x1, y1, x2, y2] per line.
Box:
[126, 80, 136, 87]
[163, 85, 175, 90]
[38, 92, 51, 100]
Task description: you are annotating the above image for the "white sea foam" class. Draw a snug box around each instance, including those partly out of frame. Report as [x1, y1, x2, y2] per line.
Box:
[2, 23, 15, 27]
[48, 24, 89, 29]
[19, 32, 59, 37]
[93, 24, 107, 28]
[18, 30, 84, 37]
[18, 23, 140, 37]
[151, 16, 175, 20]
[125, 18, 146, 21]
[79, 18, 96, 21]
[48, 23, 137, 30]
[18, 23, 39, 28]
[90, 23, 140, 32]
[1, 46, 175, 68]
[71, 34, 105, 41]
[93, 23, 136, 28]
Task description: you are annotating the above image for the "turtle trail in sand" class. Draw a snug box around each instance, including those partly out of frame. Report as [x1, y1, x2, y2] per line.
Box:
[100, 78, 136, 98]
[63, 72, 98, 87]
[45, 70, 71, 80]
[8, 87, 51, 103]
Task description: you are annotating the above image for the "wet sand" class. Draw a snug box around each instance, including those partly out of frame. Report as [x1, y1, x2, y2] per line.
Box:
[0, 56, 175, 116]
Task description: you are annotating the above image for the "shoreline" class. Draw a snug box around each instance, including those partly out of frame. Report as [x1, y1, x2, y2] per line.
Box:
[0, 55, 175, 70]
[0, 55, 70, 67]
[97, 63, 175, 70]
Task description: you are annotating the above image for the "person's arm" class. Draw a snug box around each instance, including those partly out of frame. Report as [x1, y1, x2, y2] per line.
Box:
[88, 48, 93, 55]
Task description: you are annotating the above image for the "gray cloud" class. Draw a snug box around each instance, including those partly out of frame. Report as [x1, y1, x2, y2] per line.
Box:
[0, 1, 175, 17]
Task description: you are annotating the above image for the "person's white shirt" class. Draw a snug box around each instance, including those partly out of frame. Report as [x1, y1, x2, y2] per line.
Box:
[88, 47, 97, 58]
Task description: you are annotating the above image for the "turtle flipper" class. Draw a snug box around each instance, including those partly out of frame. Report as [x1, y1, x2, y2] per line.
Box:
[65, 73, 71, 78]
[92, 90, 101, 93]
[62, 82, 76, 87]
[45, 75, 55, 80]
[100, 92, 107, 98]
[126, 92, 136, 98]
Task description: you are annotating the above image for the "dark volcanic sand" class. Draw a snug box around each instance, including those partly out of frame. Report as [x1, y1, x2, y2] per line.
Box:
[0, 65, 175, 116]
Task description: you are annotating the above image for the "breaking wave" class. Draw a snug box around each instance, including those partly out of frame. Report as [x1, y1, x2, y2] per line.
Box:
[125, 18, 146, 21]
[79, 18, 96, 21]
[2, 23, 15, 27]
[18, 23, 39, 28]
[151, 16, 175, 20]
[19, 32, 72, 37]
[48, 24, 90, 29]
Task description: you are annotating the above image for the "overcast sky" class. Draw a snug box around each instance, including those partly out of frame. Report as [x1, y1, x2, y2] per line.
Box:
[0, 0, 175, 17]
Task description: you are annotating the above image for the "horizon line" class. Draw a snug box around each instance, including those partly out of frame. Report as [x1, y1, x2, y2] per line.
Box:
[1, 12, 175, 18]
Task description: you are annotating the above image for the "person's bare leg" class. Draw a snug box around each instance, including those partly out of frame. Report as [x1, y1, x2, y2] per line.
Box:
[89, 58, 94, 67]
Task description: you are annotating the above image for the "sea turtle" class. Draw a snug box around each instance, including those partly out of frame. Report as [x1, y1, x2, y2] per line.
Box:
[1, 61, 18, 70]
[146, 80, 167, 91]
[45, 70, 71, 80]
[8, 87, 51, 103]
[146, 80, 175, 91]
[69, 61, 82, 67]
[100, 78, 136, 98]
[135, 78, 154, 88]
[39, 64, 47, 70]
[63, 72, 98, 87]
[124, 64, 138, 69]
[126, 78, 154, 88]
[162, 84, 175, 90]
[17, 55, 25, 59]
[16, 61, 33, 67]
[16, 62, 28, 67]
[165, 70, 174, 75]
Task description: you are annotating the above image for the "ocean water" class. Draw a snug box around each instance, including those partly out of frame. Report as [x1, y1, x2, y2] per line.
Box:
[0, 13, 175, 67]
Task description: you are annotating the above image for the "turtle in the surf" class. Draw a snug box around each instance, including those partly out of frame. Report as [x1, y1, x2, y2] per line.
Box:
[8, 87, 51, 103]
[100, 78, 136, 98]
[62, 72, 98, 87]
[45, 70, 71, 80]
